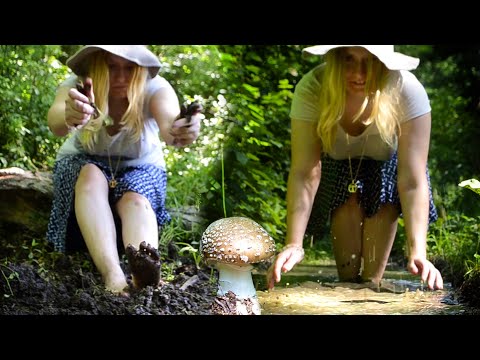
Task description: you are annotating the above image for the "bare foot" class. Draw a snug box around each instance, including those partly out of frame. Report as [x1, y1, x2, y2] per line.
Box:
[105, 275, 129, 297]
[126, 241, 161, 289]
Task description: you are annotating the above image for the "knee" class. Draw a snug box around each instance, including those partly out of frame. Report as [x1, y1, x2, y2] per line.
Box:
[118, 192, 152, 212]
[75, 164, 106, 193]
[336, 253, 362, 282]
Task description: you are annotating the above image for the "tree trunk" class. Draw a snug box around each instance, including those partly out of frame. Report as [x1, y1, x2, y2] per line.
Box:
[0, 167, 53, 237]
[0, 167, 206, 239]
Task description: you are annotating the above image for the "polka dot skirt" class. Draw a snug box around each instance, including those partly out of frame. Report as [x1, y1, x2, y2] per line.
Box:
[306, 152, 438, 240]
[46, 154, 171, 253]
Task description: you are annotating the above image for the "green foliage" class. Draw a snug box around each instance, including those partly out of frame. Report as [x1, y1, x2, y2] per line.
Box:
[201, 45, 309, 240]
[3, 45, 480, 293]
[0, 45, 70, 170]
[176, 241, 202, 269]
[465, 253, 480, 280]
[459, 179, 480, 196]
[0, 260, 19, 298]
[427, 212, 480, 286]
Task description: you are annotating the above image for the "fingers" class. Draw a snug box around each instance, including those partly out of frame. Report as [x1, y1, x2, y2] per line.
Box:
[172, 113, 202, 129]
[426, 265, 443, 290]
[84, 77, 95, 103]
[266, 265, 277, 290]
[170, 114, 201, 146]
[65, 88, 96, 128]
[409, 258, 444, 290]
[266, 247, 304, 290]
[282, 255, 299, 273]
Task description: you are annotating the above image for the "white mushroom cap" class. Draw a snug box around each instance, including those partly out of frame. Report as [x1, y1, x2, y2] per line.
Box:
[200, 217, 276, 266]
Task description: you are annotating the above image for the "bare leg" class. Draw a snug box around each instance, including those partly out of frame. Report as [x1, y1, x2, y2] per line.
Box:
[330, 194, 364, 282]
[361, 204, 399, 284]
[75, 164, 127, 294]
[116, 192, 159, 249]
[116, 192, 160, 288]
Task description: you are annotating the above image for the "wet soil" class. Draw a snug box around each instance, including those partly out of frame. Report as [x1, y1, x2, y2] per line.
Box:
[0, 229, 219, 315]
[0, 258, 218, 315]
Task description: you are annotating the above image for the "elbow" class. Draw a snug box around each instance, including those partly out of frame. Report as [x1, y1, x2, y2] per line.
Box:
[289, 162, 321, 190]
[397, 174, 427, 195]
[47, 108, 64, 137]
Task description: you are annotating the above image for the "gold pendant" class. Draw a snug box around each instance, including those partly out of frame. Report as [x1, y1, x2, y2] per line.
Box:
[348, 181, 358, 193]
[109, 179, 117, 188]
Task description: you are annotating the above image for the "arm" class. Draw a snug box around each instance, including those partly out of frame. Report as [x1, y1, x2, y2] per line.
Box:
[150, 87, 201, 147]
[47, 80, 96, 137]
[267, 118, 322, 288]
[397, 112, 443, 289]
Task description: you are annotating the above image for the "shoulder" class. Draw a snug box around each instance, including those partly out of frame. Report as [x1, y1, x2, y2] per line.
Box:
[58, 74, 78, 90]
[145, 75, 176, 105]
[146, 75, 174, 95]
[398, 70, 426, 94]
[389, 70, 431, 121]
[290, 64, 325, 122]
[295, 64, 324, 96]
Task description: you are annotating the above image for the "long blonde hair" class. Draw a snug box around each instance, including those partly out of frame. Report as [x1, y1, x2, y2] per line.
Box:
[317, 48, 402, 153]
[79, 51, 148, 150]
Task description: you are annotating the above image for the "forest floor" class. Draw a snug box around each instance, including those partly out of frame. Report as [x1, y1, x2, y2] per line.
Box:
[1, 226, 479, 316]
[0, 227, 219, 315]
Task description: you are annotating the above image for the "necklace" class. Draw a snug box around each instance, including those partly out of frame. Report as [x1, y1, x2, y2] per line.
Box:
[105, 136, 124, 189]
[346, 134, 368, 193]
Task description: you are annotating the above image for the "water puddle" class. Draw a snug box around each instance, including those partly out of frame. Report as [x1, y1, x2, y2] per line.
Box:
[252, 264, 466, 315]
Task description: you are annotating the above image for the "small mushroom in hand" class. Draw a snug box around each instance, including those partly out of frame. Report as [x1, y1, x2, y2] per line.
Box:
[200, 217, 276, 315]
[126, 241, 161, 289]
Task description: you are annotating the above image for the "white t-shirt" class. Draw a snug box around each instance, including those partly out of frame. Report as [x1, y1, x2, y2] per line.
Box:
[290, 64, 431, 161]
[56, 74, 174, 169]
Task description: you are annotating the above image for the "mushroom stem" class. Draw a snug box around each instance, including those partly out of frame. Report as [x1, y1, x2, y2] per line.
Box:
[216, 263, 261, 314]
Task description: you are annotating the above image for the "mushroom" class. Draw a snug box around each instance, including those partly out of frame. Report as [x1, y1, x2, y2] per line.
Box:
[200, 217, 276, 315]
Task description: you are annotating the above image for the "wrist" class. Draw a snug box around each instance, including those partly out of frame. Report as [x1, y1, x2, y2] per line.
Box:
[283, 243, 305, 256]
[64, 119, 76, 133]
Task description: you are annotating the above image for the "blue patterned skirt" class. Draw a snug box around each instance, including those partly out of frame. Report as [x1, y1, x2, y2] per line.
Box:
[305, 152, 438, 240]
[46, 154, 171, 253]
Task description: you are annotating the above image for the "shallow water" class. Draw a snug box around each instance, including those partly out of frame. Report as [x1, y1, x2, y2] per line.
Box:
[252, 264, 466, 315]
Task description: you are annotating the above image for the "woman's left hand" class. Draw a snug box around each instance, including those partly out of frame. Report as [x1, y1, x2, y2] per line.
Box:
[169, 113, 201, 147]
[407, 257, 444, 290]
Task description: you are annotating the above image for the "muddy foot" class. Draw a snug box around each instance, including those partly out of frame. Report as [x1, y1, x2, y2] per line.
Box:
[126, 241, 161, 289]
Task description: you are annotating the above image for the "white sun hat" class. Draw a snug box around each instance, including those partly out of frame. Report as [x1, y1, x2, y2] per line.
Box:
[302, 45, 420, 71]
[67, 45, 161, 78]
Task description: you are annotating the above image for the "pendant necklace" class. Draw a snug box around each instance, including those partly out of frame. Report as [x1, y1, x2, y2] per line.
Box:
[106, 136, 124, 189]
[346, 133, 368, 193]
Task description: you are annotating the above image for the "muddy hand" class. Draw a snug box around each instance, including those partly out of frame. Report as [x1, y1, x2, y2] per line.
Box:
[76, 78, 100, 119]
[126, 241, 161, 289]
[171, 101, 203, 147]
[180, 101, 203, 124]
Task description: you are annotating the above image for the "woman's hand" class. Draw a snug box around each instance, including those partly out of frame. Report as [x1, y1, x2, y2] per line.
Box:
[407, 256, 444, 290]
[170, 113, 201, 147]
[64, 77, 96, 129]
[266, 245, 305, 290]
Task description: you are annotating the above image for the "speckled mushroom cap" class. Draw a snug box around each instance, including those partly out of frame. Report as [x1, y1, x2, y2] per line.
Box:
[200, 217, 276, 266]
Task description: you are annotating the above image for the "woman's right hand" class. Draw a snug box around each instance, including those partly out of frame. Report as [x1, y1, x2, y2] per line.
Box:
[64, 77, 96, 129]
[266, 245, 305, 290]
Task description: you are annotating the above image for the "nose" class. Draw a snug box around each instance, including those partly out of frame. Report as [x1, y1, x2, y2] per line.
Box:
[116, 69, 128, 83]
[353, 60, 367, 76]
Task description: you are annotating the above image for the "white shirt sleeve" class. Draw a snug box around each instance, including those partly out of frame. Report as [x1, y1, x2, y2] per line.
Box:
[289, 65, 323, 122]
[399, 70, 431, 123]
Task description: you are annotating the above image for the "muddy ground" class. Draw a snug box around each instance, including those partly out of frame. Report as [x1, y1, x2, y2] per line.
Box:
[0, 227, 220, 315]
[1, 225, 479, 316]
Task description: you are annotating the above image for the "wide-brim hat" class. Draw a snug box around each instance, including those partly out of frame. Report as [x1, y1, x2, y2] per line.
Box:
[66, 45, 161, 78]
[302, 45, 419, 71]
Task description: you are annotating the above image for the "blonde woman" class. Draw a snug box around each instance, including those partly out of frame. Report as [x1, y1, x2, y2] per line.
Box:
[47, 46, 201, 294]
[268, 45, 443, 290]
